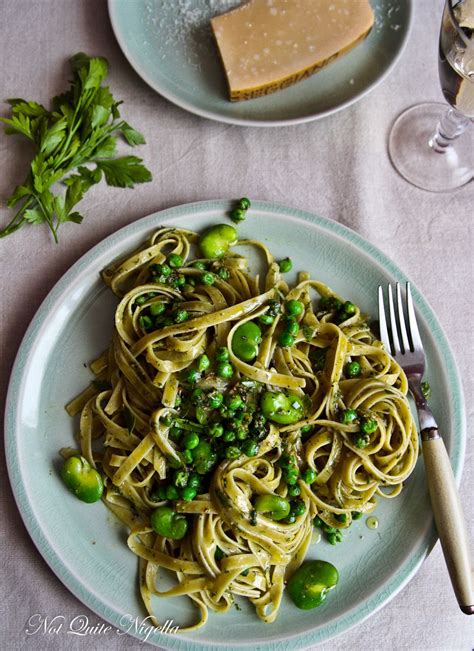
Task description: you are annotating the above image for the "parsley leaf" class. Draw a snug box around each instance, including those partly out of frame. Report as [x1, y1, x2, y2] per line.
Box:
[0, 52, 152, 242]
[96, 156, 152, 188]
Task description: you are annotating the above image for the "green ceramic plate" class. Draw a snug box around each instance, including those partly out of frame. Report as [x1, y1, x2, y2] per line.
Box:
[5, 201, 465, 649]
[108, 0, 413, 126]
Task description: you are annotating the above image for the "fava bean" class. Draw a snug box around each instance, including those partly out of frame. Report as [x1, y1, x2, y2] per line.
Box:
[261, 391, 305, 424]
[150, 505, 188, 540]
[199, 224, 237, 259]
[61, 456, 103, 503]
[232, 321, 262, 362]
[254, 494, 291, 521]
[287, 560, 339, 610]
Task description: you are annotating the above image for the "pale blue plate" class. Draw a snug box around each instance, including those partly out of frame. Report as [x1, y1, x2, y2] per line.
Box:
[108, 0, 413, 126]
[5, 201, 465, 649]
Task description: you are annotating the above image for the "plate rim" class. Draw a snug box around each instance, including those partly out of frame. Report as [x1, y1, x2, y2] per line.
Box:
[4, 199, 466, 649]
[107, 0, 414, 127]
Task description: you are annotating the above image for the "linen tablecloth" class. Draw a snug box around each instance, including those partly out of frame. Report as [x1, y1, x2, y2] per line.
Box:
[1, 0, 472, 649]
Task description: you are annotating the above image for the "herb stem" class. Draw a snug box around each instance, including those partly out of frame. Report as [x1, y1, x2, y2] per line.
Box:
[0, 196, 34, 238]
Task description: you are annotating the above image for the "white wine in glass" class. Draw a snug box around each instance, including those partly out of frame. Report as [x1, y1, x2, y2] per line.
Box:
[389, 0, 473, 192]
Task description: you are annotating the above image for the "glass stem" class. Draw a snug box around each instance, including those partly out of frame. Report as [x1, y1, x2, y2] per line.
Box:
[429, 107, 470, 153]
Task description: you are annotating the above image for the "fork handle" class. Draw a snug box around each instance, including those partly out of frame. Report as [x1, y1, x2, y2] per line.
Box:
[422, 433, 473, 614]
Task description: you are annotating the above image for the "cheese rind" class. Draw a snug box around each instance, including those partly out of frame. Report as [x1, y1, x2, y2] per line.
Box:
[211, 0, 375, 102]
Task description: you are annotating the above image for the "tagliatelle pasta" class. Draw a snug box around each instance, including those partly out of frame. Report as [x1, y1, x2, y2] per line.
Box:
[64, 225, 418, 631]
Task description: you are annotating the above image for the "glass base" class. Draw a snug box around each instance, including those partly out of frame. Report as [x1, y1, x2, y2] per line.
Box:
[388, 102, 473, 192]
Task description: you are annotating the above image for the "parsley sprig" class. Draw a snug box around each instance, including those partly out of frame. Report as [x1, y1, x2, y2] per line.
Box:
[0, 52, 152, 242]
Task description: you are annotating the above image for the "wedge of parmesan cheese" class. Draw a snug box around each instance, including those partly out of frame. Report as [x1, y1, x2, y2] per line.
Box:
[211, 0, 375, 101]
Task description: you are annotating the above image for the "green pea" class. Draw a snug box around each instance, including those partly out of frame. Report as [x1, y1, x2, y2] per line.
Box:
[258, 313, 274, 326]
[192, 261, 207, 270]
[345, 361, 361, 377]
[216, 347, 230, 362]
[285, 300, 304, 317]
[201, 272, 215, 286]
[188, 473, 201, 489]
[135, 295, 148, 306]
[301, 424, 313, 434]
[180, 449, 193, 464]
[166, 485, 179, 500]
[216, 362, 233, 379]
[218, 267, 230, 281]
[261, 391, 305, 424]
[173, 309, 188, 323]
[150, 505, 188, 540]
[187, 368, 201, 384]
[285, 514, 297, 524]
[139, 315, 153, 332]
[335, 513, 348, 523]
[198, 354, 210, 373]
[242, 439, 259, 457]
[302, 468, 316, 484]
[353, 433, 370, 449]
[208, 391, 224, 409]
[230, 207, 246, 223]
[313, 515, 324, 528]
[232, 321, 262, 362]
[284, 317, 299, 337]
[342, 300, 356, 316]
[361, 418, 378, 434]
[61, 456, 103, 503]
[191, 440, 217, 474]
[351, 511, 363, 520]
[287, 484, 301, 497]
[290, 499, 306, 516]
[254, 494, 290, 521]
[225, 445, 241, 459]
[168, 253, 183, 268]
[285, 471, 299, 486]
[215, 546, 225, 561]
[199, 224, 238, 259]
[223, 430, 236, 442]
[169, 425, 183, 441]
[209, 423, 224, 438]
[238, 197, 251, 210]
[183, 432, 200, 450]
[278, 332, 294, 348]
[236, 427, 248, 441]
[341, 409, 358, 424]
[151, 263, 171, 278]
[327, 530, 343, 545]
[149, 301, 166, 316]
[181, 486, 197, 501]
[278, 453, 296, 469]
[278, 257, 292, 273]
[287, 560, 339, 610]
[225, 394, 244, 411]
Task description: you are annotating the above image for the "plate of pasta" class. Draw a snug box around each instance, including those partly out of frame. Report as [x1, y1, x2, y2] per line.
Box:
[5, 200, 465, 649]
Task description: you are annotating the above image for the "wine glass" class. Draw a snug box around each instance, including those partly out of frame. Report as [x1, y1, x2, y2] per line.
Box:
[389, 0, 473, 192]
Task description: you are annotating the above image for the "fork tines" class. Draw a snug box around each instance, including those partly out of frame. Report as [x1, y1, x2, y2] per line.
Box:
[378, 282, 422, 357]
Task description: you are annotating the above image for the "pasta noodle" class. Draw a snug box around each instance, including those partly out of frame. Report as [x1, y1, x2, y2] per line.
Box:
[64, 225, 418, 630]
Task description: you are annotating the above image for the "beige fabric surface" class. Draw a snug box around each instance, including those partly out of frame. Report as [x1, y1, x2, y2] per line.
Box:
[0, 0, 472, 649]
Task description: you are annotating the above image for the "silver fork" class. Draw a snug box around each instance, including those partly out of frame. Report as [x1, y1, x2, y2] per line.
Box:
[378, 282, 473, 615]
